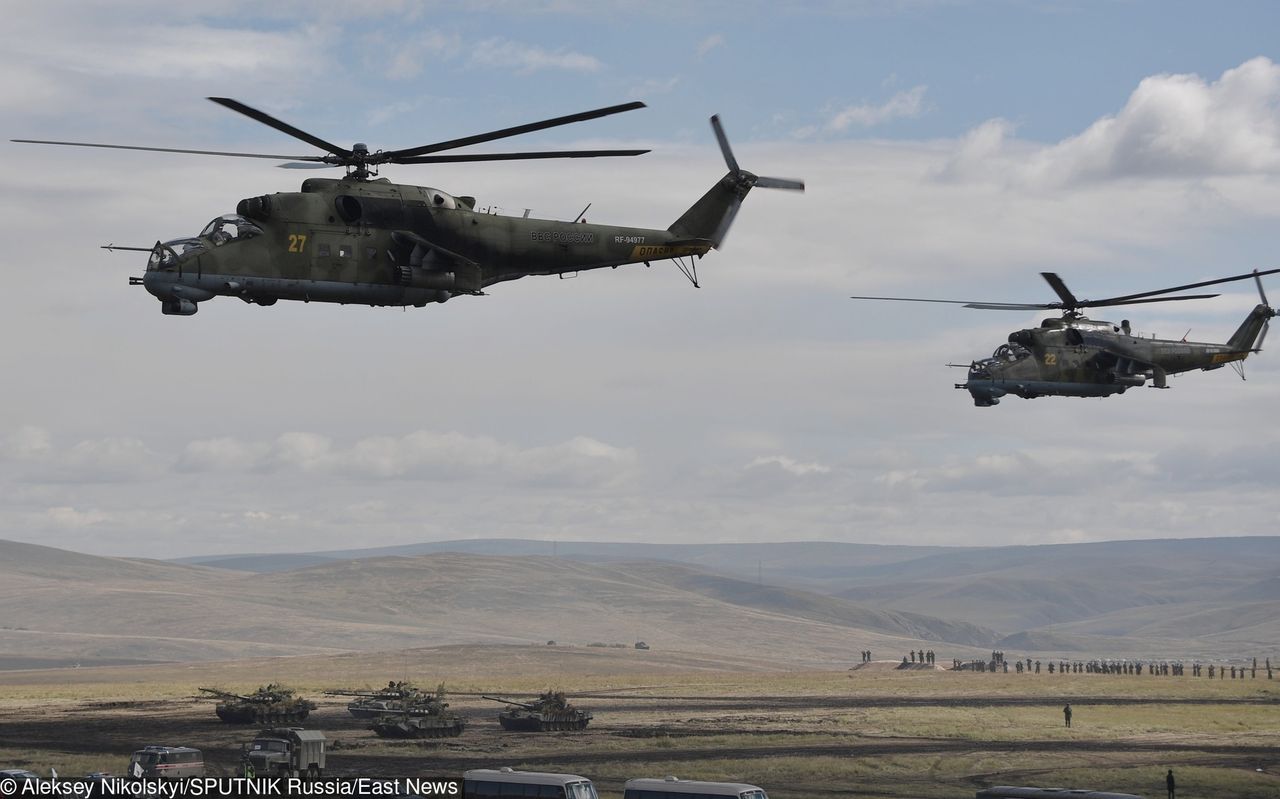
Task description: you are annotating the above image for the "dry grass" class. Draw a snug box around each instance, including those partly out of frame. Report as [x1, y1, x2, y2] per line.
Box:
[1, 647, 1278, 799]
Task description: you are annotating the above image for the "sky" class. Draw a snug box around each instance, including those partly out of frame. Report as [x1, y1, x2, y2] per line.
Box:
[3, 0, 1280, 558]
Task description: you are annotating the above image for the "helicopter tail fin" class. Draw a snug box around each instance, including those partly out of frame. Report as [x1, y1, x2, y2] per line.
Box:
[1226, 305, 1273, 352]
[1226, 271, 1276, 352]
[667, 116, 803, 249]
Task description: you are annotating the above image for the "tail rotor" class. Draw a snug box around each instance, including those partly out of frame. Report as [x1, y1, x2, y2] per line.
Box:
[710, 115, 806, 192]
[671, 116, 803, 248]
[1254, 269, 1274, 350]
[711, 115, 740, 174]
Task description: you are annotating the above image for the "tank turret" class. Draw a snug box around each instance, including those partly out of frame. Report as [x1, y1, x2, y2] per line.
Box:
[326, 681, 428, 719]
[199, 685, 315, 724]
[370, 683, 465, 739]
[483, 690, 591, 732]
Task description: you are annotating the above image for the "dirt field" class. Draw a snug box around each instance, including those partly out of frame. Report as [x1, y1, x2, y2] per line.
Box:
[0, 647, 1277, 799]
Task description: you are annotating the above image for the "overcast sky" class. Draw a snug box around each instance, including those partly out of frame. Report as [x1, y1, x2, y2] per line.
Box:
[4, 1, 1280, 558]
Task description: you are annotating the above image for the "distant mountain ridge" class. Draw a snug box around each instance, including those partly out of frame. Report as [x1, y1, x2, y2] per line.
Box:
[175, 538, 949, 585]
[0, 539, 995, 670]
[3, 536, 1274, 669]
[176, 537, 1280, 650]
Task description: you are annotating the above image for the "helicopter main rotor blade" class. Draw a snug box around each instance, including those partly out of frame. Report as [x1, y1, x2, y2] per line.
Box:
[1087, 293, 1220, 308]
[209, 97, 353, 158]
[849, 293, 1219, 311]
[11, 138, 327, 162]
[849, 295, 1053, 310]
[1255, 269, 1270, 307]
[393, 149, 650, 165]
[1041, 273, 1079, 308]
[853, 269, 1280, 316]
[382, 101, 646, 161]
[1080, 267, 1280, 307]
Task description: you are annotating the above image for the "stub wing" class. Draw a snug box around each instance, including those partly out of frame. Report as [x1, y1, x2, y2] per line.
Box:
[390, 230, 483, 293]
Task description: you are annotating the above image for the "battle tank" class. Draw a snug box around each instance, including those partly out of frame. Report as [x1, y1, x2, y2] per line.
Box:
[326, 681, 423, 719]
[483, 690, 593, 732]
[369, 684, 465, 739]
[199, 685, 316, 724]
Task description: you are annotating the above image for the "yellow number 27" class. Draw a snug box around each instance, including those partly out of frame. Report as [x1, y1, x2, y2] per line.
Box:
[288, 233, 308, 253]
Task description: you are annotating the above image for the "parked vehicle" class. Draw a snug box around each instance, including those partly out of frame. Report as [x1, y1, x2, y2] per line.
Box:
[0, 771, 43, 798]
[240, 728, 325, 780]
[463, 768, 598, 799]
[624, 777, 768, 799]
[127, 746, 204, 780]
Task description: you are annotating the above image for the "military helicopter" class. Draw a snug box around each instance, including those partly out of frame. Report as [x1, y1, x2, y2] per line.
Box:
[851, 269, 1280, 406]
[14, 98, 802, 315]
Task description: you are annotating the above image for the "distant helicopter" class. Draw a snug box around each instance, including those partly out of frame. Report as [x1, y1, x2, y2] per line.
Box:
[851, 269, 1280, 406]
[13, 98, 802, 315]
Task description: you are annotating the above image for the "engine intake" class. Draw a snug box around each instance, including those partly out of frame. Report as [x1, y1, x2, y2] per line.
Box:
[236, 195, 272, 221]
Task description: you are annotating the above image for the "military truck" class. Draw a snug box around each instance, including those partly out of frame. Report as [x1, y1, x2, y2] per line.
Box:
[239, 728, 326, 780]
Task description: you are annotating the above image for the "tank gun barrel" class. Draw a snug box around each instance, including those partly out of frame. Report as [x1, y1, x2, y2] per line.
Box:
[199, 687, 250, 701]
[482, 695, 536, 709]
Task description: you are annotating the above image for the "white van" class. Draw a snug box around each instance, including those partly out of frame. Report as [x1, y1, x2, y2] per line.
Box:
[463, 768, 599, 799]
[623, 777, 768, 799]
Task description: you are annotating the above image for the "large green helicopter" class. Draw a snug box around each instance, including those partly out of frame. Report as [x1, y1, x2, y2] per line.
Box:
[14, 98, 802, 315]
[852, 269, 1280, 406]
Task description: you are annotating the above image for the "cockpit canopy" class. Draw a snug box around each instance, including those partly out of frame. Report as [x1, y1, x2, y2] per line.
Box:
[148, 215, 262, 271]
[200, 214, 263, 245]
[148, 238, 204, 271]
[970, 342, 1031, 379]
[992, 342, 1031, 363]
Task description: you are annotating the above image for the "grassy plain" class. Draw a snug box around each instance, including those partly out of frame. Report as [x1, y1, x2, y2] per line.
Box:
[0, 648, 1276, 799]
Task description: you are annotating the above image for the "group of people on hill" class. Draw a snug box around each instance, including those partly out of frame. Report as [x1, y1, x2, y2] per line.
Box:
[897, 649, 936, 666]
[867, 651, 1274, 679]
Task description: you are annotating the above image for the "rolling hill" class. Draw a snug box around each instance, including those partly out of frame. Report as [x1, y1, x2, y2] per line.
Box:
[0, 540, 993, 669]
[4, 536, 1275, 670]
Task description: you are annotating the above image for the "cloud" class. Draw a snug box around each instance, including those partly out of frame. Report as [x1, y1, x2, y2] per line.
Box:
[746, 455, 831, 476]
[177, 438, 271, 473]
[44, 506, 109, 529]
[943, 57, 1280, 186]
[6, 39, 1280, 557]
[469, 38, 603, 74]
[173, 430, 637, 488]
[2, 432, 162, 484]
[875, 449, 1165, 498]
[823, 86, 929, 132]
[381, 30, 463, 79]
[696, 34, 725, 59]
[1, 426, 53, 460]
[28, 23, 323, 82]
[629, 76, 681, 99]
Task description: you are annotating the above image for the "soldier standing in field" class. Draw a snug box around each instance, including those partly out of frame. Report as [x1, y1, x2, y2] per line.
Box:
[1166, 768, 1175, 799]
[1063, 703, 1072, 728]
